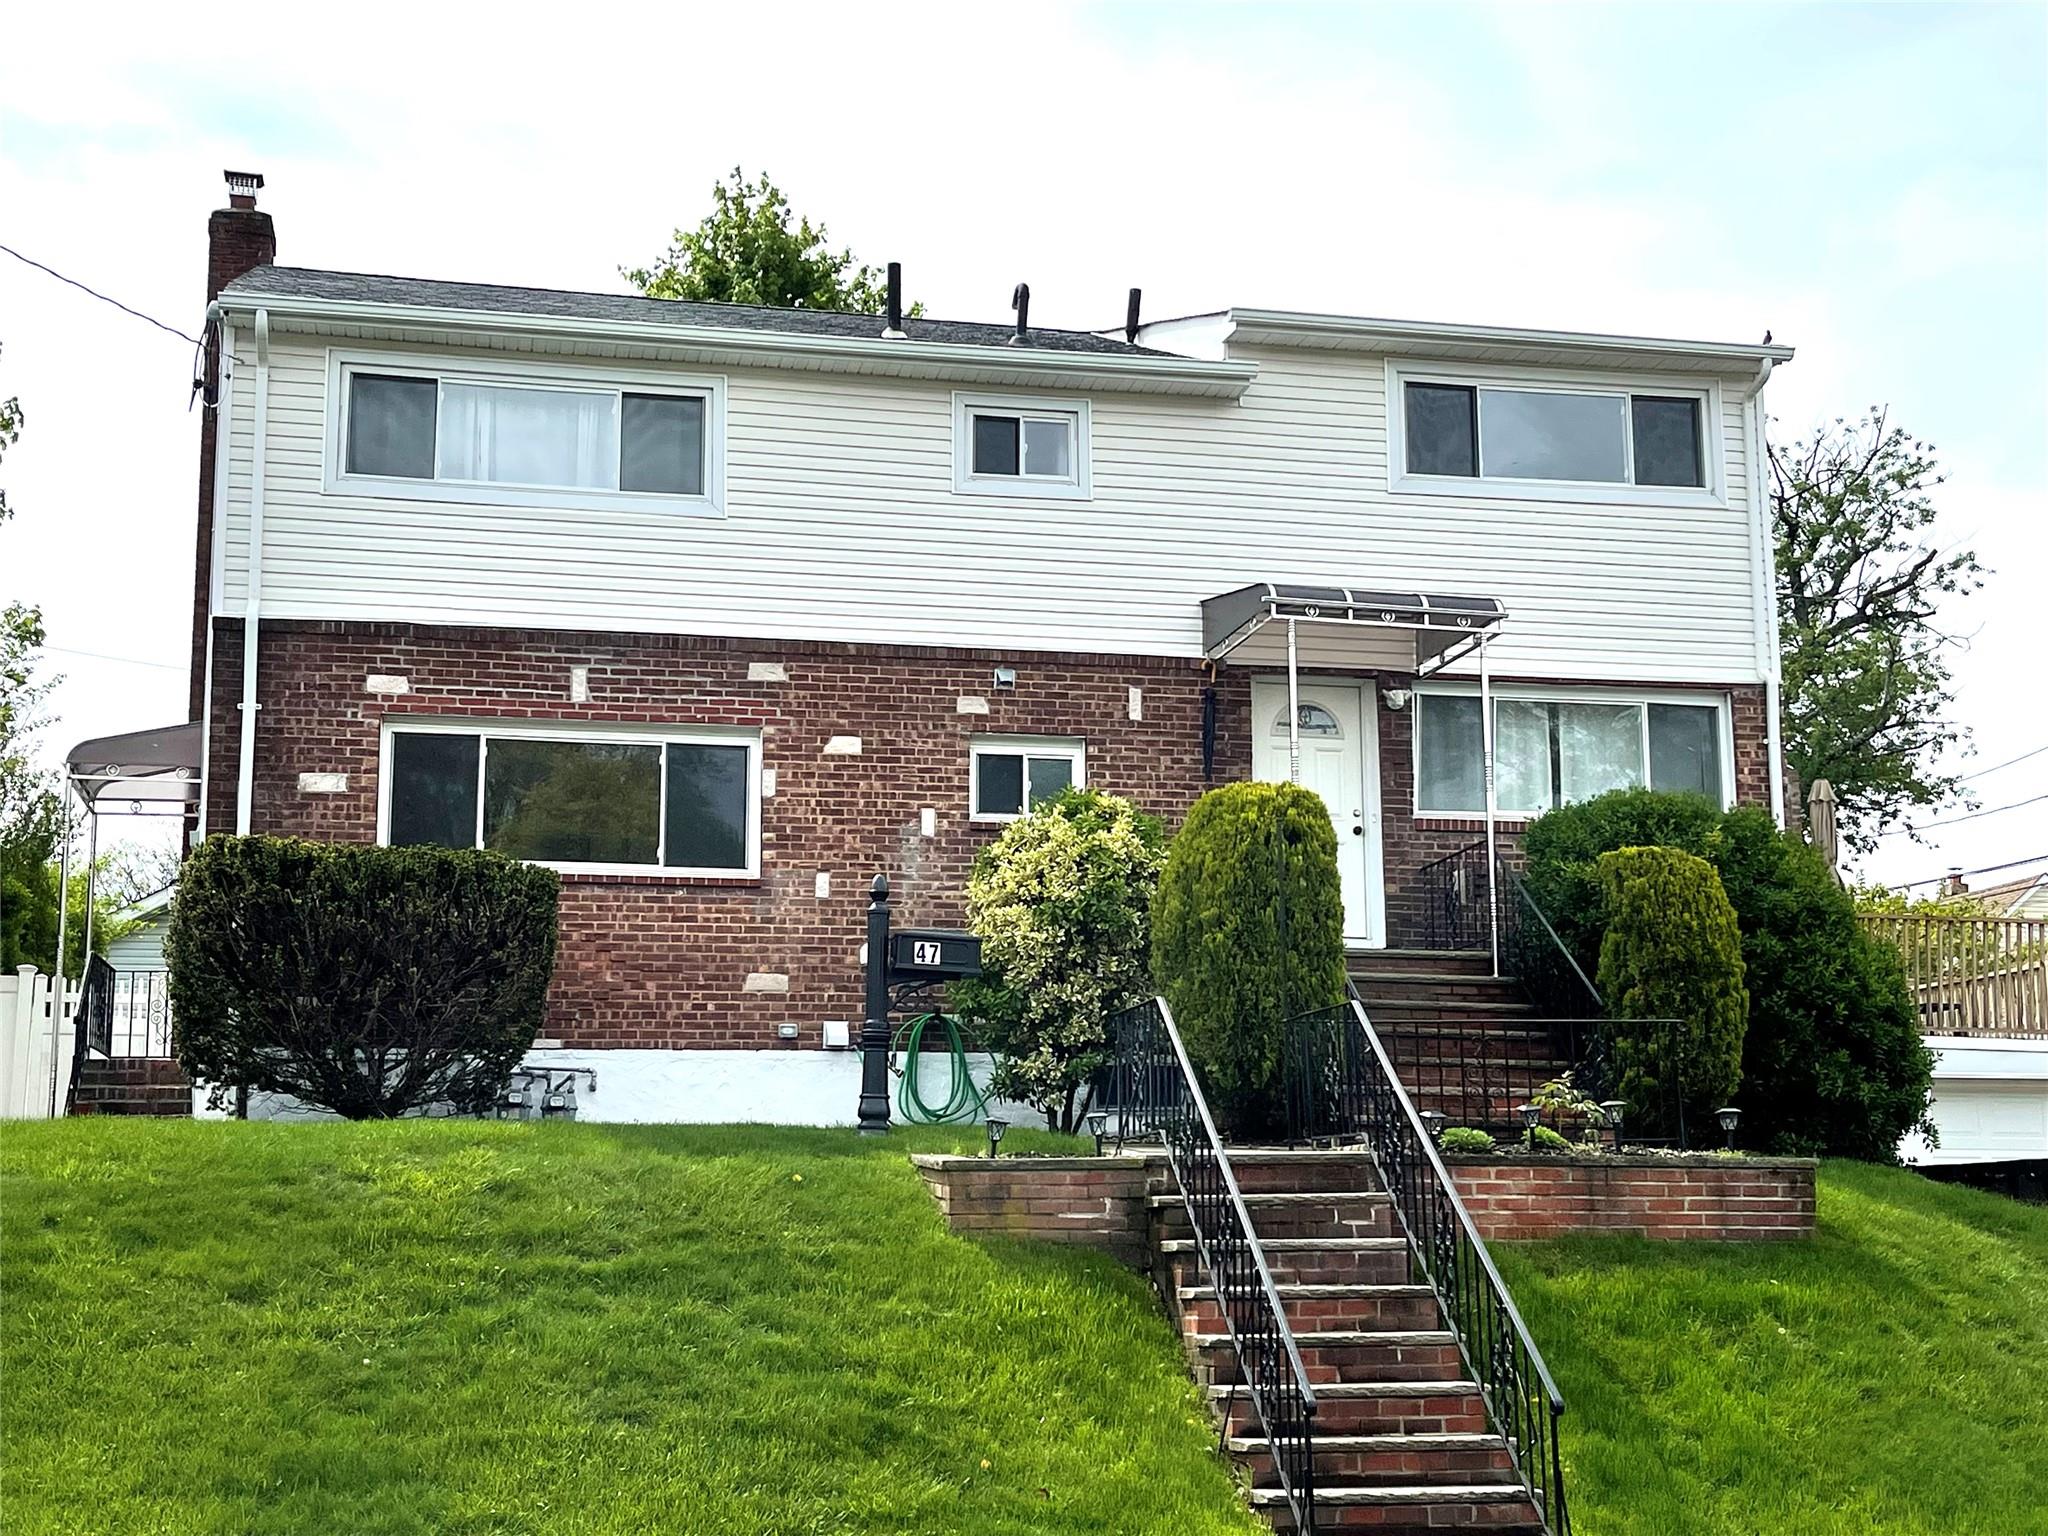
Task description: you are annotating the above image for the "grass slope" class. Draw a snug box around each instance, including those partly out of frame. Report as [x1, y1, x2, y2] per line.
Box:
[1495, 1161, 2048, 1536]
[1, 1121, 1262, 1536]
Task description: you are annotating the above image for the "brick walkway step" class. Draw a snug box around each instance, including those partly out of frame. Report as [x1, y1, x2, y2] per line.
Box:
[1210, 1379, 1492, 1435]
[1254, 1484, 1544, 1531]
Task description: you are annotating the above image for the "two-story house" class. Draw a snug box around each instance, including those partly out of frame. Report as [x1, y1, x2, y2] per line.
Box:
[155, 173, 1792, 1120]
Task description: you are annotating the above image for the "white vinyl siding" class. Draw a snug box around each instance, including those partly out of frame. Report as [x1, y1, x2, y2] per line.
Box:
[220, 336, 1763, 685]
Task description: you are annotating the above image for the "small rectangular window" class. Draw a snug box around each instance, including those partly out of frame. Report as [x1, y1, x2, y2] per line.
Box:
[1631, 396, 1704, 488]
[971, 739, 1084, 820]
[346, 374, 438, 479]
[1648, 703, 1722, 800]
[388, 731, 479, 848]
[621, 393, 706, 495]
[1414, 694, 1482, 813]
[664, 742, 749, 869]
[957, 397, 1088, 495]
[1022, 417, 1072, 478]
[1405, 383, 1477, 477]
[972, 414, 1021, 476]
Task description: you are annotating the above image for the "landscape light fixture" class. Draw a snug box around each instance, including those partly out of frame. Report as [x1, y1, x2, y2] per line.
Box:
[1716, 1106, 1742, 1151]
[1518, 1102, 1541, 1150]
[986, 1116, 1008, 1160]
[1087, 1110, 1109, 1157]
[1420, 1109, 1448, 1143]
[1599, 1100, 1627, 1151]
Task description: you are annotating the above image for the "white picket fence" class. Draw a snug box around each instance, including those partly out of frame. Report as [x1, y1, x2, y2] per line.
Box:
[0, 967, 84, 1120]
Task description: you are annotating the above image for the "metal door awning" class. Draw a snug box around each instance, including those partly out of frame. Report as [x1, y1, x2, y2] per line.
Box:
[65, 721, 202, 810]
[1202, 584, 1506, 675]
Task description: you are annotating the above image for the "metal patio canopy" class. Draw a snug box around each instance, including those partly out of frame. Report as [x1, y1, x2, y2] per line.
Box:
[1201, 583, 1510, 971]
[47, 722, 202, 1109]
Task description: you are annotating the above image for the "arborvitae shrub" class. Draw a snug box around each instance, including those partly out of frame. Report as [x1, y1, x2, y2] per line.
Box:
[1151, 782, 1348, 1136]
[1594, 846, 1748, 1140]
[168, 836, 559, 1119]
[1522, 789, 1933, 1157]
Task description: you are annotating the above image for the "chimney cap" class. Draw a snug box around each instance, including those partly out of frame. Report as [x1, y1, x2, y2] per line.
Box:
[224, 170, 265, 209]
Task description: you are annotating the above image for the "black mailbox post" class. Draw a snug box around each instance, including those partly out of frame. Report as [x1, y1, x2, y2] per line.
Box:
[856, 876, 982, 1135]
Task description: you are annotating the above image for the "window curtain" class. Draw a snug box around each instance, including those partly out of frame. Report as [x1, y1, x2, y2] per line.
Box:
[439, 383, 619, 489]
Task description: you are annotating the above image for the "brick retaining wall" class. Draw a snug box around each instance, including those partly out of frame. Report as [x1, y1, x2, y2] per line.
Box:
[911, 1155, 1154, 1265]
[1446, 1154, 1816, 1240]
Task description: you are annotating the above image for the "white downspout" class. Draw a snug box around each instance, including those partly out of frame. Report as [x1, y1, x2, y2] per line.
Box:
[195, 309, 229, 847]
[1747, 359, 1787, 828]
[235, 309, 269, 836]
[1285, 617, 1302, 784]
[1480, 636, 1500, 977]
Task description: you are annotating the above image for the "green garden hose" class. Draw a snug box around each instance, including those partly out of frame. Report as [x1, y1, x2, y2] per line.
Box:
[890, 1012, 992, 1124]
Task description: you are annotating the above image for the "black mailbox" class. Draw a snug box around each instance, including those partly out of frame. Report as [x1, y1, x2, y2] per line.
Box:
[887, 928, 983, 979]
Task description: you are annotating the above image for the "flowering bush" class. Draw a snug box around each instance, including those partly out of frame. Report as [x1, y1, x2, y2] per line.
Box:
[952, 788, 1167, 1133]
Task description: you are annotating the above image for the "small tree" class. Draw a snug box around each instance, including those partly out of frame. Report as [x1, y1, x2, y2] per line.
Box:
[1151, 782, 1348, 1137]
[168, 837, 560, 1119]
[1594, 846, 1749, 1141]
[952, 788, 1166, 1134]
[624, 167, 918, 314]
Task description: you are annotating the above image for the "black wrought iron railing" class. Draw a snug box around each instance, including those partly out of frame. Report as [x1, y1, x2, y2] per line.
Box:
[1286, 999, 1570, 1536]
[1418, 839, 1493, 951]
[1109, 997, 1318, 1534]
[76, 954, 116, 1059]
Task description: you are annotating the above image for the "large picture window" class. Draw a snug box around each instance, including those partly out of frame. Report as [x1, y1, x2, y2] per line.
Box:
[1414, 689, 1728, 816]
[1400, 377, 1707, 490]
[383, 724, 758, 876]
[330, 355, 723, 512]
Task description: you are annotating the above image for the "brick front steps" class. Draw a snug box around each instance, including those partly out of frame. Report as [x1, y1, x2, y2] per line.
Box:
[73, 1057, 192, 1116]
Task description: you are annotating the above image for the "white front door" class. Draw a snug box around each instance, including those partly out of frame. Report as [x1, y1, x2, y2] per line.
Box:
[1252, 680, 1385, 948]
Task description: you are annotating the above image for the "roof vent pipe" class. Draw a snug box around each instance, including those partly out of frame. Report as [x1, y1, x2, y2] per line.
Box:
[1010, 283, 1030, 344]
[1125, 288, 1142, 344]
[881, 262, 905, 339]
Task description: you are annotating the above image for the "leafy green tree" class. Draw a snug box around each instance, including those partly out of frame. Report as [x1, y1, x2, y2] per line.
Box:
[1772, 410, 1986, 851]
[624, 168, 919, 314]
[953, 788, 1167, 1133]
[1151, 782, 1348, 1137]
[1594, 845, 1749, 1140]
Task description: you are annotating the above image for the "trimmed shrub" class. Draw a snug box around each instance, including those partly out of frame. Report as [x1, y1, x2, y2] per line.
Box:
[1151, 781, 1348, 1137]
[952, 787, 1167, 1133]
[1439, 1126, 1495, 1154]
[168, 836, 559, 1119]
[1595, 846, 1748, 1139]
[1522, 789, 1933, 1157]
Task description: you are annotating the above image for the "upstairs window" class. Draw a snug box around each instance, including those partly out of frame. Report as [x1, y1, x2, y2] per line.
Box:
[954, 394, 1091, 498]
[970, 737, 1085, 820]
[1414, 689, 1728, 816]
[1402, 379, 1705, 490]
[383, 723, 758, 876]
[331, 356, 722, 511]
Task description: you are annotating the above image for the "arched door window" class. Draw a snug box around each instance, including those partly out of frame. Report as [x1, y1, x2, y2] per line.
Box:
[1271, 703, 1343, 739]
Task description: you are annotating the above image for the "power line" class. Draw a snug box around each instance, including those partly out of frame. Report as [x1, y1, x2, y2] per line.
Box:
[1879, 791, 2048, 838]
[0, 241, 202, 346]
[1957, 742, 2048, 783]
[44, 645, 184, 672]
[1891, 852, 2048, 890]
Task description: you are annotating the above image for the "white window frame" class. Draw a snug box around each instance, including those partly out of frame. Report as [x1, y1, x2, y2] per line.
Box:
[325, 348, 728, 516]
[1387, 360, 1725, 508]
[952, 392, 1092, 500]
[1411, 682, 1734, 819]
[376, 717, 762, 878]
[968, 735, 1087, 822]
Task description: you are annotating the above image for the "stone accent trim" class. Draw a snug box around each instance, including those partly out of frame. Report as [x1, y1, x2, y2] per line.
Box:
[912, 1154, 1154, 1265]
[1446, 1154, 1816, 1241]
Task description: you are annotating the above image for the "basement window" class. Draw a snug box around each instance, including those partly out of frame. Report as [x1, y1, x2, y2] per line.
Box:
[382, 722, 759, 876]
[953, 393, 1091, 498]
[330, 354, 724, 513]
[970, 737, 1085, 821]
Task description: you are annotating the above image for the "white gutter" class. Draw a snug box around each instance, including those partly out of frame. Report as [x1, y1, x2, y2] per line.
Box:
[234, 309, 268, 836]
[195, 311, 230, 846]
[1224, 307, 1797, 368]
[213, 292, 1258, 399]
[1745, 358, 1788, 828]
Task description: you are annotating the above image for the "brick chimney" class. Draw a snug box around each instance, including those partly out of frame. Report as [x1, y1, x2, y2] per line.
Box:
[189, 171, 277, 732]
[1940, 868, 1969, 898]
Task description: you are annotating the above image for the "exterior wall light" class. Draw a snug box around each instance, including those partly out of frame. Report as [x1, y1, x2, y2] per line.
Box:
[1087, 1110, 1109, 1157]
[1716, 1106, 1742, 1151]
[1380, 687, 1412, 711]
[986, 1115, 1008, 1159]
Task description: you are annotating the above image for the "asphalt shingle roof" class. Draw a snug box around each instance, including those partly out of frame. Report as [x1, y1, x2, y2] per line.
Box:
[221, 266, 1172, 357]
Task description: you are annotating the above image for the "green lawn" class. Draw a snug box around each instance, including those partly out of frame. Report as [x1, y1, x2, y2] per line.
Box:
[1, 1120, 1262, 1536]
[1495, 1161, 2048, 1536]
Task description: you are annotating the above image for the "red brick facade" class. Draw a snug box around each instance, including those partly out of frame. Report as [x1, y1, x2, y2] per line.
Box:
[1447, 1154, 1817, 1241]
[204, 618, 1771, 1050]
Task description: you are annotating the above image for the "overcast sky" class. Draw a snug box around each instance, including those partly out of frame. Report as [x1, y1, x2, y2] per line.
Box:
[2, 1, 2042, 891]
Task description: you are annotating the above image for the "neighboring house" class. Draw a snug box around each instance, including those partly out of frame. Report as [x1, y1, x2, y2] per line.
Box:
[152, 172, 1793, 1120]
[103, 887, 174, 1058]
[1973, 872, 2048, 920]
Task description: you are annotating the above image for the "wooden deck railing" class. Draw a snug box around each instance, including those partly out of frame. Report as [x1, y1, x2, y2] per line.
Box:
[1860, 914, 2048, 1040]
